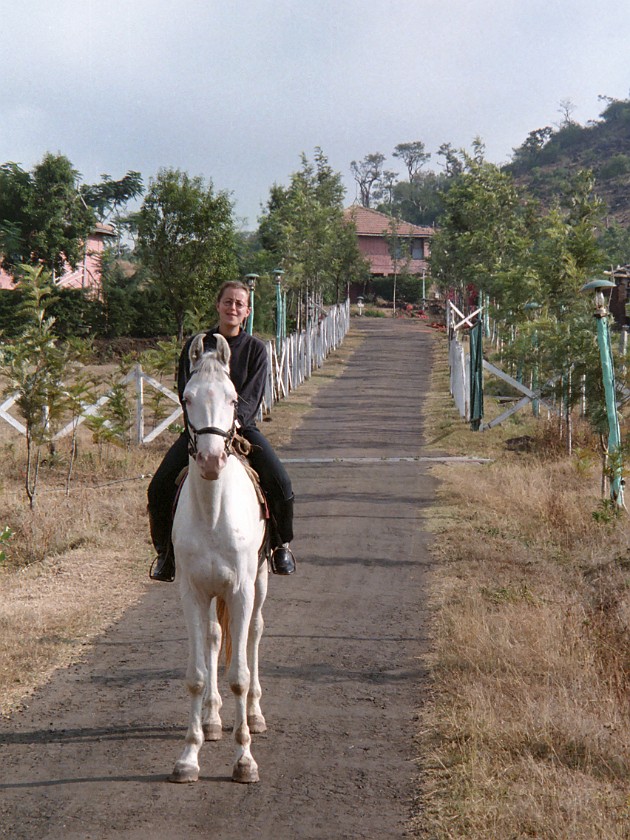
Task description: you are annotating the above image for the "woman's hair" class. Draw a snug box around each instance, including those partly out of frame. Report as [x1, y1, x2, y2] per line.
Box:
[216, 281, 250, 304]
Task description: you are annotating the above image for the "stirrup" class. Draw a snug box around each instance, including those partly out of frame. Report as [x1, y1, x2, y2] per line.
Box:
[149, 551, 176, 582]
[270, 544, 296, 576]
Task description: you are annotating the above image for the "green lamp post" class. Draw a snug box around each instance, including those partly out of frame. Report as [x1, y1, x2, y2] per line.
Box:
[581, 278, 624, 508]
[245, 273, 258, 335]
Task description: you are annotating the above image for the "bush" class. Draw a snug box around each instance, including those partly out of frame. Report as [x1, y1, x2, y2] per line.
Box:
[599, 154, 630, 180]
[48, 289, 104, 338]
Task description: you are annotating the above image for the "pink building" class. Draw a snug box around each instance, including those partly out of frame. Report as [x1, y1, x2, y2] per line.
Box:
[0, 223, 116, 295]
[344, 205, 433, 278]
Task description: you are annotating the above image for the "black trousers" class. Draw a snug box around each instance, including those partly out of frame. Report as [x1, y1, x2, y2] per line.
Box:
[147, 427, 294, 543]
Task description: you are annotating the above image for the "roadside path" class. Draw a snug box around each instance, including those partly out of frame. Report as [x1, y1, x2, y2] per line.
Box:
[0, 318, 438, 840]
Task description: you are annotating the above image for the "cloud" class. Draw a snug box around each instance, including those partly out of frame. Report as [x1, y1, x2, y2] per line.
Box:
[1, 1, 629, 226]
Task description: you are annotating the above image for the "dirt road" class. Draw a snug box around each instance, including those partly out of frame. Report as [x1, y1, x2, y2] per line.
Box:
[0, 318, 438, 840]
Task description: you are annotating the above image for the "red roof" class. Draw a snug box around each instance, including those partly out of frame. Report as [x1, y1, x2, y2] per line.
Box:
[344, 205, 434, 238]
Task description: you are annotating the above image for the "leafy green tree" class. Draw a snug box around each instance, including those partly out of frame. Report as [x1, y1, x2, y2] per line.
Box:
[0, 154, 95, 277]
[434, 144, 609, 449]
[80, 171, 144, 223]
[509, 127, 554, 172]
[0, 266, 82, 507]
[386, 170, 446, 226]
[81, 170, 144, 255]
[99, 253, 174, 338]
[430, 140, 536, 313]
[137, 168, 238, 341]
[258, 149, 367, 323]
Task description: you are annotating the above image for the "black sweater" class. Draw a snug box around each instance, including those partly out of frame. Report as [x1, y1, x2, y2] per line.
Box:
[177, 328, 268, 429]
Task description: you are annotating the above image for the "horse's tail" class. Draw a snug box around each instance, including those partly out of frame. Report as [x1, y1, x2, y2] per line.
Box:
[216, 596, 232, 668]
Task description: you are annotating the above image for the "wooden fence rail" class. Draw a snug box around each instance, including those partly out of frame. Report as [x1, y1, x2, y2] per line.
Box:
[0, 300, 351, 445]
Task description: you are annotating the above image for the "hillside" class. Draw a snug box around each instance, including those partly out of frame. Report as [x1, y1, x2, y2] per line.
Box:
[505, 95, 630, 226]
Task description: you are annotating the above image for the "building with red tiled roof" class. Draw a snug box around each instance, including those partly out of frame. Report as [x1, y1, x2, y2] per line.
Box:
[344, 205, 433, 279]
[0, 223, 116, 295]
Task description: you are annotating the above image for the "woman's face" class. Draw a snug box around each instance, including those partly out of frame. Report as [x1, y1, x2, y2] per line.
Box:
[217, 287, 250, 330]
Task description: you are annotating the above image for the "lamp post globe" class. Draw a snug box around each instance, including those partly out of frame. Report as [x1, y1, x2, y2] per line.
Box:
[244, 273, 259, 335]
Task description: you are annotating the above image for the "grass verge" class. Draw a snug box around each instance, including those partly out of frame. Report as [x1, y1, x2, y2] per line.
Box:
[415, 337, 630, 839]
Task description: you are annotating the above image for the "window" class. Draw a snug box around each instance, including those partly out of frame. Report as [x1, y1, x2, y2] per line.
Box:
[411, 239, 424, 260]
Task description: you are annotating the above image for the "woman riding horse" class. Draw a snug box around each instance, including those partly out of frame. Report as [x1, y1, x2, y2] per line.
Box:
[148, 280, 296, 580]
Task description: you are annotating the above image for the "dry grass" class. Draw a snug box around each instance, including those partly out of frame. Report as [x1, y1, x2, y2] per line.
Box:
[0, 328, 365, 717]
[415, 340, 630, 839]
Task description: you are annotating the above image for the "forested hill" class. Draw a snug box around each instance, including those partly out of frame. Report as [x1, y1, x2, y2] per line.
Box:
[505, 95, 630, 226]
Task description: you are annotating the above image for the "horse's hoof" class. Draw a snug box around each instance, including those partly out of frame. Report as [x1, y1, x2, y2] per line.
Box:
[169, 762, 199, 783]
[203, 722, 223, 741]
[247, 714, 267, 734]
[232, 760, 259, 784]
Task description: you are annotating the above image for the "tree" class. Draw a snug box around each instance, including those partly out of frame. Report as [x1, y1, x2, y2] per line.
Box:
[350, 152, 385, 208]
[557, 98, 577, 127]
[137, 168, 238, 341]
[81, 171, 144, 223]
[437, 143, 465, 177]
[433, 144, 608, 450]
[383, 216, 413, 313]
[372, 170, 399, 211]
[0, 154, 95, 277]
[393, 141, 431, 181]
[258, 149, 368, 321]
[81, 171, 144, 254]
[430, 142, 535, 311]
[385, 171, 446, 226]
[0, 266, 83, 507]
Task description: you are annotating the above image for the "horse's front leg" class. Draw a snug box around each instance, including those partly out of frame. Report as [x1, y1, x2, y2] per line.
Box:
[227, 584, 258, 783]
[202, 598, 223, 741]
[170, 591, 210, 783]
[247, 562, 268, 734]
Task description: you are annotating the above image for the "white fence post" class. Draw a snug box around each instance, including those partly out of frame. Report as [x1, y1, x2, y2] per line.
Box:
[135, 364, 144, 445]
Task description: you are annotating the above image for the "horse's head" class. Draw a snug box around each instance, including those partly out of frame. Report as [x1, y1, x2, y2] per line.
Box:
[183, 333, 237, 481]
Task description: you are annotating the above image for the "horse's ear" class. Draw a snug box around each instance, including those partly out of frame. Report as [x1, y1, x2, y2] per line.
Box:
[214, 334, 231, 370]
[188, 333, 206, 371]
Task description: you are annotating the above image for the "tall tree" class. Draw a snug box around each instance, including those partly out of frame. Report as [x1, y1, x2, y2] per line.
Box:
[0, 154, 95, 277]
[430, 141, 535, 310]
[393, 141, 431, 181]
[137, 168, 237, 341]
[81, 171, 144, 222]
[350, 152, 385, 208]
[259, 149, 367, 316]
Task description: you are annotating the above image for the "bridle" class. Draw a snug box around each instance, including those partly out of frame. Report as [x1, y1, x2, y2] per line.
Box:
[182, 371, 238, 458]
[184, 404, 238, 458]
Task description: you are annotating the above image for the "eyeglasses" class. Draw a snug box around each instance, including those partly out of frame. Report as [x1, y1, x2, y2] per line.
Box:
[220, 298, 249, 311]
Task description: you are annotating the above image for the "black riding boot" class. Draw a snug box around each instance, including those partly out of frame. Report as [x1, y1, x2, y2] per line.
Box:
[268, 495, 296, 575]
[148, 510, 175, 582]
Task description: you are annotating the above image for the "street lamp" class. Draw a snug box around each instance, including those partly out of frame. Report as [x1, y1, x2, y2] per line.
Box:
[580, 277, 624, 508]
[244, 273, 258, 335]
[273, 268, 285, 353]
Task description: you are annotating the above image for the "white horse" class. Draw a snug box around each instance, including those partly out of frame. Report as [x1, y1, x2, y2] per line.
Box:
[169, 333, 268, 784]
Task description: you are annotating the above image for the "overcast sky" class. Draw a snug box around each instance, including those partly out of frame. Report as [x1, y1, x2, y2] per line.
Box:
[1, 1, 629, 229]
